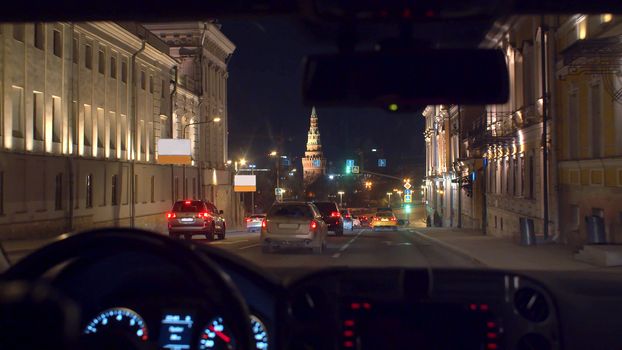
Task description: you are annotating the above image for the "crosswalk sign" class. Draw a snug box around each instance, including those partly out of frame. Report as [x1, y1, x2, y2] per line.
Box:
[346, 159, 355, 167]
[404, 189, 412, 195]
[404, 194, 412, 203]
[352, 166, 360, 174]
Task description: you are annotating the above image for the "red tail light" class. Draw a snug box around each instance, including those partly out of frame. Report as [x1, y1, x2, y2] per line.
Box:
[184, 200, 191, 204]
[345, 214, 351, 219]
[310, 220, 318, 230]
[390, 216, 397, 221]
[166, 212, 176, 219]
[245, 218, 251, 222]
[261, 219, 267, 229]
[198, 212, 209, 218]
[330, 211, 341, 217]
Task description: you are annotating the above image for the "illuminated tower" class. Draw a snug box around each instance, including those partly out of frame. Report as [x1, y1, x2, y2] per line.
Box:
[302, 106, 326, 187]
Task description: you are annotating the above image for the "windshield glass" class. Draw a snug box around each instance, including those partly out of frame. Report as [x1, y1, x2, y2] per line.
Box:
[2, 12, 622, 277]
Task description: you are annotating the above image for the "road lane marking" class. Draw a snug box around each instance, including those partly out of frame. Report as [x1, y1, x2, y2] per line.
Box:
[332, 230, 364, 258]
[239, 243, 261, 250]
[209, 239, 249, 245]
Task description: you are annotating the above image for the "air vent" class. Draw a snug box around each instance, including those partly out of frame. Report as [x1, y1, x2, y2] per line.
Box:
[514, 288, 549, 322]
[516, 333, 552, 350]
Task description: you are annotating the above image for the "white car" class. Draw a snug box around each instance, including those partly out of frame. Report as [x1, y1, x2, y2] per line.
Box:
[352, 217, 361, 228]
[245, 214, 266, 232]
[261, 202, 328, 253]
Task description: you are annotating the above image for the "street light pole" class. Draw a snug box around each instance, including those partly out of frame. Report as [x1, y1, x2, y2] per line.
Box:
[180, 117, 220, 199]
[338, 191, 345, 206]
[386, 192, 392, 206]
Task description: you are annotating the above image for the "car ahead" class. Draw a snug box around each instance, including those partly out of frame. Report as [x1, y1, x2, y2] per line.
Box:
[260, 202, 327, 253]
[357, 215, 371, 227]
[167, 200, 226, 240]
[371, 211, 398, 232]
[352, 216, 361, 228]
[313, 201, 344, 236]
[340, 209, 354, 231]
[245, 214, 266, 232]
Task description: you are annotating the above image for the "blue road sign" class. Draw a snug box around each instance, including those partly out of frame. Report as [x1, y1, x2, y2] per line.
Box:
[378, 159, 387, 167]
[346, 159, 355, 167]
[404, 189, 412, 195]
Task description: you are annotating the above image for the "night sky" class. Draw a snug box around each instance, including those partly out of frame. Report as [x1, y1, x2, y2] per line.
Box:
[221, 17, 425, 170]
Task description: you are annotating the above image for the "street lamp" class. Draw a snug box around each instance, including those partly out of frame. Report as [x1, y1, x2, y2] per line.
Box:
[337, 191, 345, 206]
[269, 151, 281, 201]
[269, 150, 277, 157]
[386, 192, 393, 205]
[182, 117, 220, 139]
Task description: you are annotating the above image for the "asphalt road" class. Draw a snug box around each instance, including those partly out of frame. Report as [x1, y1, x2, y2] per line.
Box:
[201, 227, 482, 273]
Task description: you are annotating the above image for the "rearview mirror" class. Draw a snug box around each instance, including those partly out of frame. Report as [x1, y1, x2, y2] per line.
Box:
[302, 49, 509, 110]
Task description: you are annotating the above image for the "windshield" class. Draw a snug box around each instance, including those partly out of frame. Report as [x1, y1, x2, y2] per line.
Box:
[267, 205, 313, 219]
[2, 12, 622, 278]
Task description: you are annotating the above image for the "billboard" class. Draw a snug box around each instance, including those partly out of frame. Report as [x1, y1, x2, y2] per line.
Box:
[234, 175, 257, 192]
[157, 139, 192, 165]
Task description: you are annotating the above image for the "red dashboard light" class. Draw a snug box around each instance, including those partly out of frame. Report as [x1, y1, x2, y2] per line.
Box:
[486, 343, 498, 350]
[480, 304, 489, 311]
[343, 320, 355, 327]
[343, 340, 354, 348]
[486, 321, 497, 329]
[363, 302, 371, 310]
[487, 332, 497, 339]
[469, 303, 477, 311]
[343, 330, 354, 337]
[350, 302, 360, 310]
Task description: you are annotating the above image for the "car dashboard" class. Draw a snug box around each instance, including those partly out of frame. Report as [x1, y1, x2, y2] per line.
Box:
[2, 234, 622, 350]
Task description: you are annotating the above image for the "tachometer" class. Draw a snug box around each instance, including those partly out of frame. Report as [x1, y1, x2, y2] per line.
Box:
[199, 317, 236, 350]
[250, 315, 269, 350]
[84, 307, 148, 341]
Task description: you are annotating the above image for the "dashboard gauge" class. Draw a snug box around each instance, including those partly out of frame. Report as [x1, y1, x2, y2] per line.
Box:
[84, 307, 148, 341]
[250, 315, 269, 350]
[199, 317, 236, 350]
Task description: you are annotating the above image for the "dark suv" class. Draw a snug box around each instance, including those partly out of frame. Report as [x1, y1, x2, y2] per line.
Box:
[313, 201, 344, 236]
[167, 200, 226, 240]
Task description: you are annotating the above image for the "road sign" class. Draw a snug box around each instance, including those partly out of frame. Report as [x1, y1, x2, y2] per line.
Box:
[404, 194, 412, 203]
[157, 139, 192, 164]
[346, 159, 355, 167]
[404, 189, 412, 195]
[234, 175, 256, 192]
[274, 188, 284, 195]
[378, 159, 387, 167]
[352, 166, 360, 174]
[404, 182, 412, 190]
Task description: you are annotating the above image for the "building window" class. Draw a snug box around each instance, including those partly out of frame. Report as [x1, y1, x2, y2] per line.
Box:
[120, 114, 127, 151]
[72, 101, 78, 145]
[570, 204, 580, 230]
[161, 80, 166, 99]
[140, 71, 146, 90]
[33, 92, 44, 141]
[13, 24, 24, 42]
[110, 56, 117, 79]
[590, 83, 602, 157]
[151, 176, 155, 203]
[72, 37, 79, 64]
[55, 173, 63, 210]
[53, 30, 62, 57]
[528, 155, 534, 199]
[568, 91, 579, 159]
[84, 104, 92, 147]
[505, 159, 510, 194]
[149, 75, 154, 94]
[85, 44, 92, 69]
[12, 87, 24, 138]
[121, 60, 127, 83]
[86, 174, 93, 208]
[174, 177, 179, 200]
[111, 175, 118, 205]
[52, 96, 61, 143]
[513, 158, 517, 196]
[109, 112, 116, 152]
[520, 156, 525, 196]
[97, 108, 104, 149]
[98, 50, 105, 74]
[134, 175, 139, 204]
[34, 23, 44, 49]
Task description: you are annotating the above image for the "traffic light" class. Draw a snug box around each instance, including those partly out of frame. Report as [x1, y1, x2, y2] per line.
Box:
[345, 166, 352, 174]
[404, 204, 412, 213]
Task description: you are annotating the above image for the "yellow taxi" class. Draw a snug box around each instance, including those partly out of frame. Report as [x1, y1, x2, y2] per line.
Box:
[371, 212, 398, 231]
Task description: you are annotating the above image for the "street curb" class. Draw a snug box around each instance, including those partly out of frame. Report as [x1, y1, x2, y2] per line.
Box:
[411, 230, 487, 266]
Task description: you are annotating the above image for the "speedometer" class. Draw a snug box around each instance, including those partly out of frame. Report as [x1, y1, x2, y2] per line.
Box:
[250, 315, 269, 350]
[84, 307, 148, 341]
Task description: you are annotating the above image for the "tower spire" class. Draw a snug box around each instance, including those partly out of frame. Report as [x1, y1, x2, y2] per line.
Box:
[302, 106, 326, 187]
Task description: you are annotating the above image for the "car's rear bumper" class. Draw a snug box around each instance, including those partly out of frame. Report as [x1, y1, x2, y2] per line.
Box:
[246, 222, 262, 229]
[262, 232, 321, 248]
[168, 225, 208, 233]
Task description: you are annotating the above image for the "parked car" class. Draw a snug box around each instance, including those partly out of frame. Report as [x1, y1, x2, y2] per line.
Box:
[371, 211, 398, 232]
[167, 200, 226, 240]
[260, 202, 327, 253]
[313, 201, 344, 235]
[245, 214, 266, 232]
[340, 209, 354, 231]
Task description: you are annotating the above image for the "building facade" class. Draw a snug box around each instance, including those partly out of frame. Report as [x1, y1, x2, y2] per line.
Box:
[423, 16, 560, 242]
[302, 107, 326, 187]
[555, 14, 622, 245]
[0, 22, 241, 240]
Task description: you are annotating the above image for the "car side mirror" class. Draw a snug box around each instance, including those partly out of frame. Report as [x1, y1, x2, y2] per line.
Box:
[219, 210, 224, 215]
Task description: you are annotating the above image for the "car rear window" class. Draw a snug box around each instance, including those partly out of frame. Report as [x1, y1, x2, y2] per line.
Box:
[250, 214, 265, 218]
[173, 201, 205, 212]
[377, 212, 393, 218]
[268, 205, 313, 219]
[313, 202, 338, 215]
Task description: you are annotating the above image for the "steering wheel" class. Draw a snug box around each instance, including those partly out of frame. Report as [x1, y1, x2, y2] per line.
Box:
[3, 228, 253, 350]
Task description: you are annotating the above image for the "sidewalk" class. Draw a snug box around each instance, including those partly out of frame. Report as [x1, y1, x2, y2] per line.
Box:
[413, 227, 622, 273]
